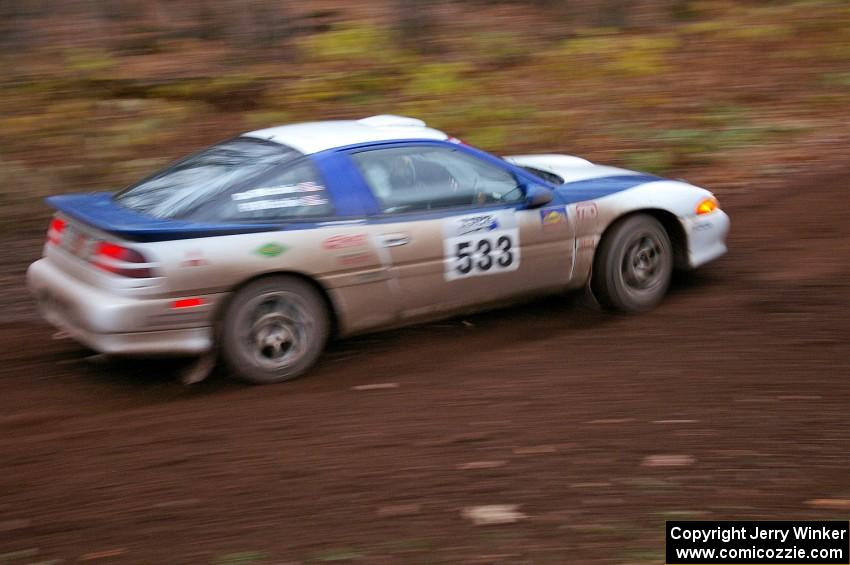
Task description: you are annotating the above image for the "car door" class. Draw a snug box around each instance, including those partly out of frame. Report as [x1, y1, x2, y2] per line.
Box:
[347, 143, 575, 321]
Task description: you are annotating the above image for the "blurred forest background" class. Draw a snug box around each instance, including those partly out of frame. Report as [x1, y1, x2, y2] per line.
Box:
[0, 0, 848, 223]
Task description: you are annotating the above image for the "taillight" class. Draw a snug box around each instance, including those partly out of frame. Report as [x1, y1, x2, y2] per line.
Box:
[93, 241, 153, 278]
[46, 217, 66, 246]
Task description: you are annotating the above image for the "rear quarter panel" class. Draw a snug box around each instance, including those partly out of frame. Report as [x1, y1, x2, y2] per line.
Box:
[140, 223, 399, 336]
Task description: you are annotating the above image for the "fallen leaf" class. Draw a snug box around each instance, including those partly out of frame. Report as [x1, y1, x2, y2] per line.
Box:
[642, 454, 696, 467]
[513, 445, 557, 455]
[457, 460, 507, 470]
[652, 419, 700, 424]
[351, 383, 399, 391]
[461, 504, 526, 525]
[806, 498, 850, 510]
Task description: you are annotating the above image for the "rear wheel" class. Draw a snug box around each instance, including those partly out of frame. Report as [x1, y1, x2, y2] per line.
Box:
[221, 276, 329, 384]
[591, 214, 673, 312]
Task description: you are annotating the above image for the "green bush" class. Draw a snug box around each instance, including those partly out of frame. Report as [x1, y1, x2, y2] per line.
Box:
[299, 24, 408, 67]
[404, 62, 475, 98]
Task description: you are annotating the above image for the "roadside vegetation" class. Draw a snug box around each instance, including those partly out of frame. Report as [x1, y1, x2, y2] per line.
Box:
[0, 0, 848, 226]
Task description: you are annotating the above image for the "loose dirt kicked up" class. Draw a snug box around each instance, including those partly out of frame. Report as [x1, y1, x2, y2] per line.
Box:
[1, 167, 848, 564]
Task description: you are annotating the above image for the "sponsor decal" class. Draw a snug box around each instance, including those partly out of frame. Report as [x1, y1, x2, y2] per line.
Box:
[540, 207, 567, 228]
[323, 233, 369, 250]
[456, 214, 499, 236]
[70, 232, 86, 254]
[336, 251, 373, 266]
[576, 202, 598, 220]
[232, 181, 325, 201]
[255, 243, 289, 258]
[297, 181, 323, 192]
[694, 221, 713, 231]
[180, 250, 209, 267]
[237, 195, 328, 212]
[62, 227, 93, 259]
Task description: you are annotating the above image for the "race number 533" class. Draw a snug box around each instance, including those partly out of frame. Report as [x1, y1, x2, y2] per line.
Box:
[444, 230, 520, 280]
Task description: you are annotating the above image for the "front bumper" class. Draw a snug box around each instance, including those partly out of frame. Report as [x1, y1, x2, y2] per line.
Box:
[27, 258, 219, 356]
[683, 209, 730, 268]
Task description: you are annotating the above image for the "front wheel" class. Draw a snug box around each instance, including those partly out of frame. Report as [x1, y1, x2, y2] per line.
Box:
[220, 276, 329, 384]
[591, 214, 673, 313]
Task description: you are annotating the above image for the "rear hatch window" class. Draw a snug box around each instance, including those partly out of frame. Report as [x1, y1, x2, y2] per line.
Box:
[114, 137, 301, 220]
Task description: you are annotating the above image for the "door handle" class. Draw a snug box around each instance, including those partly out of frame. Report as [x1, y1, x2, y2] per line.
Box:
[380, 233, 411, 247]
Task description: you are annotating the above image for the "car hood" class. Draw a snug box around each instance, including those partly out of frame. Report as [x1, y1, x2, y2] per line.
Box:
[504, 154, 665, 204]
[505, 154, 647, 182]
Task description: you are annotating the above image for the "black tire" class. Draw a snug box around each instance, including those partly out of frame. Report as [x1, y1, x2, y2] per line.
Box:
[591, 214, 673, 313]
[220, 276, 329, 384]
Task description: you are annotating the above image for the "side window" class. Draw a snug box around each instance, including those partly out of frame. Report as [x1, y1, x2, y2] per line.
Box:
[351, 146, 523, 214]
[216, 160, 333, 221]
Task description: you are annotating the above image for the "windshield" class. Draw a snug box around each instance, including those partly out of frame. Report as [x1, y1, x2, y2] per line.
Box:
[114, 137, 301, 219]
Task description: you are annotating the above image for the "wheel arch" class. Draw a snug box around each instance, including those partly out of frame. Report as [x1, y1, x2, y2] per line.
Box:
[596, 208, 689, 270]
[214, 270, 341, 342]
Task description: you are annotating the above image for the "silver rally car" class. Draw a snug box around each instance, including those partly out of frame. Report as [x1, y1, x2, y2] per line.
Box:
[27, 115, 729, 383]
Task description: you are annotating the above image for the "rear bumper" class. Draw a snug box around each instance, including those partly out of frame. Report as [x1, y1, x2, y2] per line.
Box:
[46, 324, 212, 357]
[27, 258, 218, 356]
[683, 209, 730, 268]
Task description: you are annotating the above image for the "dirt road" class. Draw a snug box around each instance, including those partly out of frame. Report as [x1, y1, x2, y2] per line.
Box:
[1, 166, 848, 564]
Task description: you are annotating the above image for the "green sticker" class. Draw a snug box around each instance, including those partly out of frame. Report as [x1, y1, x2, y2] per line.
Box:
[255, 243, 288, 257]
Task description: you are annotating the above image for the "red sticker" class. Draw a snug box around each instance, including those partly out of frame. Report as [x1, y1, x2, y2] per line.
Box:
[576, 203, 598, 220]
[323, 234, 368, 249]
[180, 250, 209, 267]
[577, 236, 597, 249]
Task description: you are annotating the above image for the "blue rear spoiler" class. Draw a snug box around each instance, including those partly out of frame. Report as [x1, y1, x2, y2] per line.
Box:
[46, 193, 279, 242]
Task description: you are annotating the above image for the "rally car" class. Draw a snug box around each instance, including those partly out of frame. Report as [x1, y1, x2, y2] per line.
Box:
[27, 115, 729, 384]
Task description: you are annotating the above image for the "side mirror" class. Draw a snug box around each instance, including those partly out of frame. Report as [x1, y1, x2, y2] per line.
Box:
[524, 183, 554, 209]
